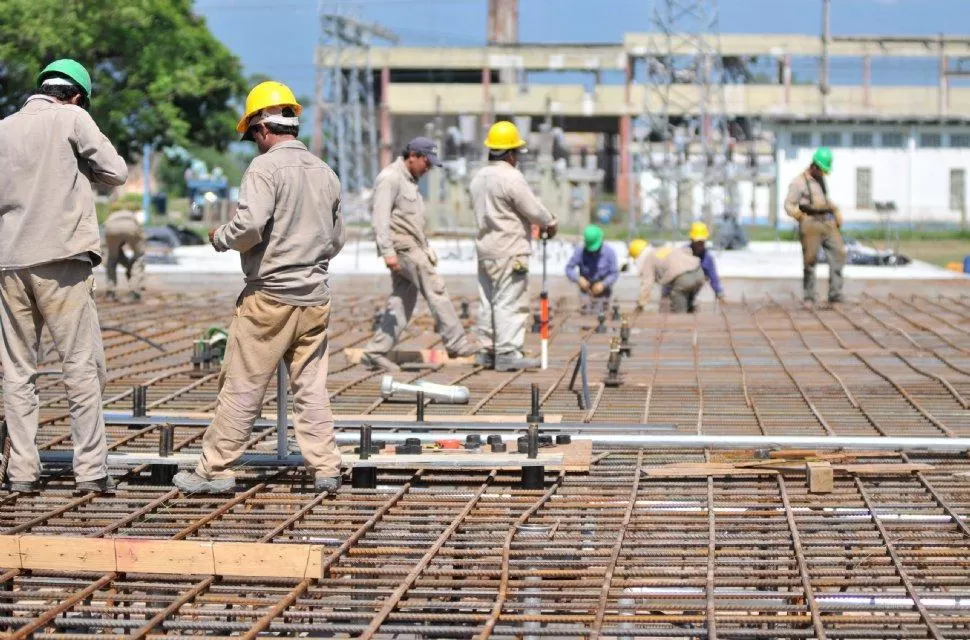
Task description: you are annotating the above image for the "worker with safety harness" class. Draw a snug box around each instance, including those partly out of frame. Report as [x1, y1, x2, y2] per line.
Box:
[0, 59, 128, 493]
[565, 224, 619, 315]
[470, 121, 557, 371]
[784, 147, 846, 305]
[173, 81, 345, 495]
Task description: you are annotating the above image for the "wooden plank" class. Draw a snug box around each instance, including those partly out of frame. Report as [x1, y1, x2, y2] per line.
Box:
[213, 542, 313, 579]
[644, 465, 779, 478]
[343, 347, 475, 366]
[0, 536, 21, 569]
[116, 539, 214, 575]
[304, 545, 324, 579]
[19, 536, 116, 572]
[836, 463, 933, 474]
[807, 461, 834, 493]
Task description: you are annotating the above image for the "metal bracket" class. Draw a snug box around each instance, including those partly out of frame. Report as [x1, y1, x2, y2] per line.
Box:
[567, 343, 592, 410]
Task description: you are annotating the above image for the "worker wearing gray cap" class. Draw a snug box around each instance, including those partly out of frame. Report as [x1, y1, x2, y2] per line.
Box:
[361, 137, 479, 372]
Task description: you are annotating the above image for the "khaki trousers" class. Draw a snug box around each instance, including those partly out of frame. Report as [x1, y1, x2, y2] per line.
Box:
[363, 247, 469, 358]
[799, 216, 846, 302]
[197, 291, 340, 479]
[0, 260, 108, 482]
[668, 268, 706, 314]
[104, 221, 146, 295]
[475, 256, 530, 357]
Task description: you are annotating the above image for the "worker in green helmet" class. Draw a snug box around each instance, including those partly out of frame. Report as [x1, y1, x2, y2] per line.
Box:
[784, 146, 846, 305]
[0, 59, 128, 493]
[565, 224, 619, 315]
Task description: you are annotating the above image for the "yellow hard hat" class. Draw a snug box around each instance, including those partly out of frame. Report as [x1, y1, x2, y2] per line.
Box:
[236, 81, 302, 133]
[689, 221, 710, 241]
[484, 120, 527, 150]
[628, 238, 648, 259]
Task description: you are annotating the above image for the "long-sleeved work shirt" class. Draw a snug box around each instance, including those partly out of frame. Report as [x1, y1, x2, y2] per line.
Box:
[0, 95, 128, 269]
[784, 170, 843, 227]
[469, 161, 557, 261]
[636, 245, 701, 305]
[212, 140, 345, 306]
[661, 248, 723, 297]
[565, 244, 619, 289]
[371, 157, 428, 258]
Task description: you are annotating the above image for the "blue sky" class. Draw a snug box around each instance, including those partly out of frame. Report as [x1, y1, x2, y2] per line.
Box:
[195, 0, 969, 98]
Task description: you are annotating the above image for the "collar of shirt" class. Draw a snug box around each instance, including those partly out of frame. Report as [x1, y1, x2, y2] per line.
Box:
[394, 157, 418, 184]
[265, 139, 309, 155]
[24, 94, 57, 108]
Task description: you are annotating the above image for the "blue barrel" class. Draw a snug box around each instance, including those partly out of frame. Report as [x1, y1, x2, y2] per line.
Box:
[964, 256, 970, 274]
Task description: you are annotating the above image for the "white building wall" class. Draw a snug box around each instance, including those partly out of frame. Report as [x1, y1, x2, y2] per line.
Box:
[772, 124, 970, 228]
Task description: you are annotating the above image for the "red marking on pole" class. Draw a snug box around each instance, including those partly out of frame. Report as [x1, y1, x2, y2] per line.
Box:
[540, 294, 549, 340]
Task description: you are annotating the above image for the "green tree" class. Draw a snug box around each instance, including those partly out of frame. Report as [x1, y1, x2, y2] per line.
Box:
[0, 0, 247, 161]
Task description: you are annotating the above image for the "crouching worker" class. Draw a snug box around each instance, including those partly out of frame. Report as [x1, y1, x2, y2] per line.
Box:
[173, 81, 345, 495]
[103, 202, 146, 303]
[566, 224, 619, 315]
[634, 240, 706, 314]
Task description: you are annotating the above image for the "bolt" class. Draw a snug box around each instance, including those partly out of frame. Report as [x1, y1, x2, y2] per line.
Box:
[359, 424, 372, 461]
[158, 424, 174, 457]
[527, 423, 539, 459]
[619, 319, 632, 357]
[460, 301, 470, 319]
[526, 382, 544, 423]
[415, 390, 425, 422]
[595, 312, 607, 334]
[612, 304, 621, 321]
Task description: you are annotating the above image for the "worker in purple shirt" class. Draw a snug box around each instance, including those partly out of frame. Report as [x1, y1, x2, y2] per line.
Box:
[565, 225, 619, 315]
[662, 222, 726, 312]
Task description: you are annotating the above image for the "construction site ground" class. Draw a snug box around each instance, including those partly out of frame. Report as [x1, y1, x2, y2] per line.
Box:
[1, 269, 970, 638]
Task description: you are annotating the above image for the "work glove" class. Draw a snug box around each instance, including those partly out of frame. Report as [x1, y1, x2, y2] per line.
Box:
[578, 276, 590, 292]
[591, 282, 605, 296]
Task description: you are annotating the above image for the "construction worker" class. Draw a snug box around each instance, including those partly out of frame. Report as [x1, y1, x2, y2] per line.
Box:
[470, 121, 557, 371]
[103, 201, 146, 302]
[565, 224, 619, 315]
[173, 81, 345, 495]
[360, 137, 479, 372]
[784, 147, 846, 305]
[633, 240, 707, 314]
[684, 222, 725, 306]
[0, 59, 128, 492]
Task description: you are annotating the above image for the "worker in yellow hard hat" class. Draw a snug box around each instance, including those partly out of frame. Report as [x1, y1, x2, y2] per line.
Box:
[684, 222, 725, 308]
[175, 80, 345, 496]
[470, 121, 557, 371]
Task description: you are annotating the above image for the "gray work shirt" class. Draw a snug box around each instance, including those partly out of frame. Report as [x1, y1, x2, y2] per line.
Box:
[0, 95, 128, 269]
[212, 140, 345, 306]
[371, 157, 428, 257]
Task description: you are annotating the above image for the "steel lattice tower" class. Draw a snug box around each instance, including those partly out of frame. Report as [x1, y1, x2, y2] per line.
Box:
[640, 0, 733, 231]
[313, 3, 397, 195]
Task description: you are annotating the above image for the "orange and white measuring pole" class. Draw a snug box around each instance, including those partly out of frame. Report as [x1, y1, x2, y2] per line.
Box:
[540, 235, 549, 369]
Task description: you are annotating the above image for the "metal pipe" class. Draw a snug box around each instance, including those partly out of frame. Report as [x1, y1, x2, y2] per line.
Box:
[276, 363, 288, 460]
[380, 375, 470, 404]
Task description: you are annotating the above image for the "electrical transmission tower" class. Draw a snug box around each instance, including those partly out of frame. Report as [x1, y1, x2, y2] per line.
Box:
[313, 4, 397, 196]
[640, 0, 733, 231]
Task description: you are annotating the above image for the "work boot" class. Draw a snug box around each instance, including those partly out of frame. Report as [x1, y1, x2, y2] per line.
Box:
[475, 351, 495, 368]
[7, 480, 38, 493]
[360, 353, 401, 373]
[314, 474, 341, 495]
[494, 353, 541, 372]
[76, 476, 117, 494]
[173, 470, 236, 494]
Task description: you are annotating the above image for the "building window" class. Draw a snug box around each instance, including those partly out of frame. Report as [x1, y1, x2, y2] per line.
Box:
[881, 132, 904, 148]
[950, 169, 966, 212]
[851, 132, 874, 147]
[950, 134, 970, 148]
[920, 133, 942, 148]
[821, 132, 842, 147]
[856, 168, 873, 210]
[790, 132, 812, 147]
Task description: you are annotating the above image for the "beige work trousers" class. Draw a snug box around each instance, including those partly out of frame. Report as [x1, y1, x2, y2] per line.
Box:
[0, 260, 108, 482]
[197, 291, 341, 479]
[799, 216, 846, 303]
[475, 256, 530, 357]
[104, 221, 145, 295]
[363, 247, 469, 358]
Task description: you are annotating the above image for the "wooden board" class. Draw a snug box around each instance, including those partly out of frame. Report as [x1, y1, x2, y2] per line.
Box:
[0, 536, 21, 569]
[343, 347, 475, 366]
[807, 461, 834, 493]
[20, 536, 116, 572]
[213, 542, 319, 579]
[116, 539, 214, 575]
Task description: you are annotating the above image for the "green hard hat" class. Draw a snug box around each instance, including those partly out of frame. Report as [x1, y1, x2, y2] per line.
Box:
[812, 146, 833, 174]
[37, 59, 92, 97]
[583, 224, 604, 252]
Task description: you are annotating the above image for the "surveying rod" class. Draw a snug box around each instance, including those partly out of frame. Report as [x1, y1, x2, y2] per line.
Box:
[540, 232, 549, 370]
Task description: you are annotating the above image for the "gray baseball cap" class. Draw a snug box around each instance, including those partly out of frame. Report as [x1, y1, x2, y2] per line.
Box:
[404, 136, 442, 166]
